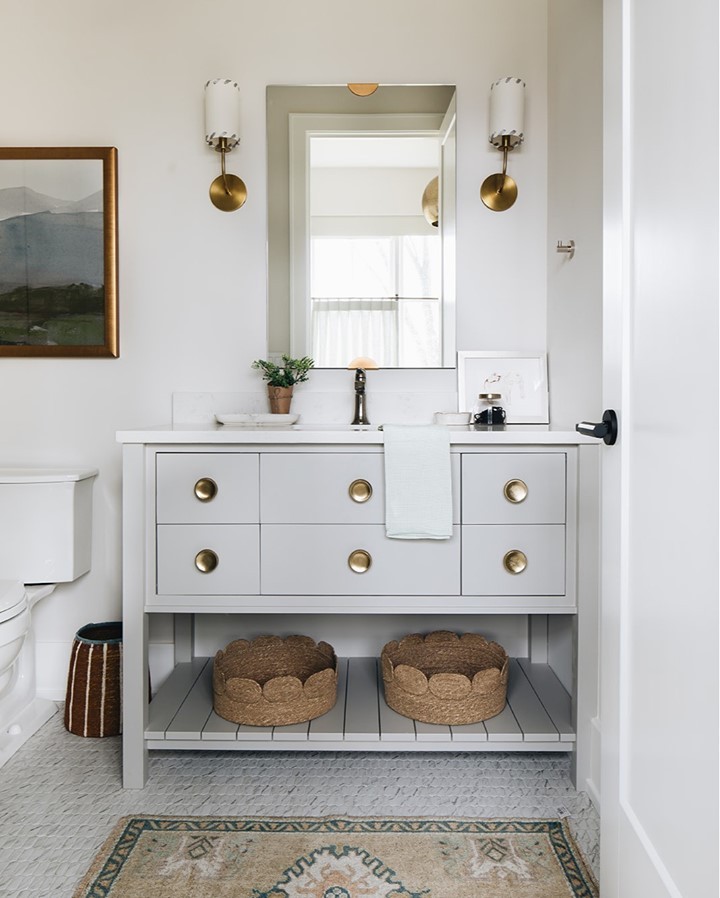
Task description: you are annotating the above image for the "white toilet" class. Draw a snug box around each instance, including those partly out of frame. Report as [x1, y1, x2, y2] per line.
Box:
[0, 467, 97, 766]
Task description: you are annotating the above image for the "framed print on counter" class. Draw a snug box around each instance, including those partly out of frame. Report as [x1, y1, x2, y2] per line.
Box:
[458, 351, 549, 424]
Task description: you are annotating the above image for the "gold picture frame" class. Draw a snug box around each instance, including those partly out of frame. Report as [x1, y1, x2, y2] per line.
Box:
[0, 146, 118, 357]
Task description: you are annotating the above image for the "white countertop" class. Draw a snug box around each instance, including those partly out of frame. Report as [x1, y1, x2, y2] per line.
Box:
[116, 423, 597, 445]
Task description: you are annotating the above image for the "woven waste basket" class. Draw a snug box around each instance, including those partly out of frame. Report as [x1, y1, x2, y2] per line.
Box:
[64, 621, 122, 737]
[381, 630, 509, 725]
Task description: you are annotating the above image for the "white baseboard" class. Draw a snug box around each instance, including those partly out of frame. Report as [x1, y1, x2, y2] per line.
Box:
[0, 699, 58, 767]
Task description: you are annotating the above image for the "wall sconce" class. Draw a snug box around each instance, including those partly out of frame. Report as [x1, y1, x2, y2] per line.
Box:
[480, 76, 525, 212]
[204, 78, 247, 212]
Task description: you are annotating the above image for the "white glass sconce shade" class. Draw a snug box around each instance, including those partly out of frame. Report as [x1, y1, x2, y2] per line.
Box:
[488, 76, 525, 149]
[204, 79, 241, 149]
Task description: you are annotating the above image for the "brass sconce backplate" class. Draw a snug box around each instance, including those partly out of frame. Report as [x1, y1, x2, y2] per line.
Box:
[480, 172, 518, 212]
[209, 173, 247, 212]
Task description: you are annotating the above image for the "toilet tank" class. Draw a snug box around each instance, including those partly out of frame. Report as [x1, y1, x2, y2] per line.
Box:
[0, 468, 98, 583]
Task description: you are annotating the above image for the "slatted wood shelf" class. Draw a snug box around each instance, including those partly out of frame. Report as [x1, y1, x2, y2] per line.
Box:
[146, 656, 575, 752]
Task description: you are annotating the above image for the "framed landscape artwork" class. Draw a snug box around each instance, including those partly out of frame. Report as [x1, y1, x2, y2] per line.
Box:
[458, 351, 549, 424]
[0, 147, 118, 357]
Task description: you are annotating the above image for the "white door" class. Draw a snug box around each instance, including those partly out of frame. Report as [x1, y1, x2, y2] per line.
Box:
[600, 0, 718, 895]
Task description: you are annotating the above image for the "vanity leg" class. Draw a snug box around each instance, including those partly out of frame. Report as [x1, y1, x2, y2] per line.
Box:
[122, 443, 149, 789]
[122, 611, 148, 789]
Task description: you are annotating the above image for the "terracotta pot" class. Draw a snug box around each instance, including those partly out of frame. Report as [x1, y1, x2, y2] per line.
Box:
[267, 385, 293, 414]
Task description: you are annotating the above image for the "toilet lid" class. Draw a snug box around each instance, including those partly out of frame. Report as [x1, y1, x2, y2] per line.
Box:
[0, 580, 28, 622]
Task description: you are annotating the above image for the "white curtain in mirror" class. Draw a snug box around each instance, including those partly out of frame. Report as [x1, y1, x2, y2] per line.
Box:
[310, 234, 441, 367]
[312, 298, 398, 367]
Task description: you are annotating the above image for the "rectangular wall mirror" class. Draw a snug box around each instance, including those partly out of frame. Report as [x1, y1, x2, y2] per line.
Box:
[267, 85, 457, 369]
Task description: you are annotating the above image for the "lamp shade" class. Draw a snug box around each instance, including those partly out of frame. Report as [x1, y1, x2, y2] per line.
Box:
[204, 78, 241, 148]
[488, 76, 525, 148]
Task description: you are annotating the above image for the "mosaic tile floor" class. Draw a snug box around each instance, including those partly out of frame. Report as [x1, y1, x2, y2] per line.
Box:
[0, 708, 599, 897]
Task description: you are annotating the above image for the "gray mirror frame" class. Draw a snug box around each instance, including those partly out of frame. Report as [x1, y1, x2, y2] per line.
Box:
[266, 84, 457, 369]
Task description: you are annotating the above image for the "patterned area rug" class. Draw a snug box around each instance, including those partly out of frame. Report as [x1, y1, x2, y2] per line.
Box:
[74, 816, 598, 897]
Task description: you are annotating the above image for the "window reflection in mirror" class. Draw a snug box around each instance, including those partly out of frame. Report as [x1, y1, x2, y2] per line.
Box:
[267, 85, 457, 369]
[310, 134, 441, 367]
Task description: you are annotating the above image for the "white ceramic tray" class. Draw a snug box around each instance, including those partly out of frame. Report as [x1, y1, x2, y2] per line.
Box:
[215, 413, 299, 426]
[433, 412, 471, 425]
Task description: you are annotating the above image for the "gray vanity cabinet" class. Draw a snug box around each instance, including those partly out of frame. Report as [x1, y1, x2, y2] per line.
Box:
[118, 431, 597, 790]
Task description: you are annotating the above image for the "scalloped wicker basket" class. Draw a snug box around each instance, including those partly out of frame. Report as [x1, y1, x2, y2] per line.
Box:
[381, 631, 509, 725]
[213, 635, 338, 726]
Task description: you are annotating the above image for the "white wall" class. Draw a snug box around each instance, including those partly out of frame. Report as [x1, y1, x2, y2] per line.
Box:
[311, 168, 439, 218]
[0, 0, 566, 697]
[547, 0, 603, 427]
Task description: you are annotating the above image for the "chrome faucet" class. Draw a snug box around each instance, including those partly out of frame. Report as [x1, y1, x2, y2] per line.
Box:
[351, 367, 369, 425]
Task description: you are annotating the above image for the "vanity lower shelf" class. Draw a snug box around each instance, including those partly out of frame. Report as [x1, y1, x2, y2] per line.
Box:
[146, 656, 575, 752]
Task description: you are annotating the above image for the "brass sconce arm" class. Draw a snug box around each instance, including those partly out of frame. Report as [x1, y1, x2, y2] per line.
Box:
[216, 137, 232, 196]
[209, 137, 247, 212]
[481, 135, 519, 212]
[499, 136, 511, 185]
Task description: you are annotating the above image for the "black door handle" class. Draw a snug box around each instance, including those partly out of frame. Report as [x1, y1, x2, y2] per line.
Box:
[576, 409, 618, 445]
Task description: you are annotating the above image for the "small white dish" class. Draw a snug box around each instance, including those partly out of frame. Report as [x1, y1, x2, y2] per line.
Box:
[215, 413, 300, 426]
[433, 412, 471, 426]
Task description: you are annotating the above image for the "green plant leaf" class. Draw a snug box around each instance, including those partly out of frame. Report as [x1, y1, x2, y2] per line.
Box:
[252, 355, 315, 386]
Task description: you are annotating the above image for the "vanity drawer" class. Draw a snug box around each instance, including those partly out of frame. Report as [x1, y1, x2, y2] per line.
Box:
[462, 524, 567, 598]
[462, 453, 566, 524]
[156, 453, 259, 524]
[261, 453, 460, 524]
[156, 524, 260, 595]
[261, 524, 460, 595]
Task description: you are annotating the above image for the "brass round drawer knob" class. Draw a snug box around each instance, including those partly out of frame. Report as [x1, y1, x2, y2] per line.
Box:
[195, 549, 219, 573]
[503, 549, 528, 574]
[348, 479, 373, 503]
[194, 477, 218, 502]
[348, 549, 372, 573]
[503, 479, 528, 504]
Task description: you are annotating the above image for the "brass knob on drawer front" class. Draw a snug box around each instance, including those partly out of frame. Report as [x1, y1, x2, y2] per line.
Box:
[348, 479, 373, 503]
[194, 477, 218, 502]
[503, 479, 528, 504]
[503, 549, 528, 574]
[195, 549, 219, 573]
[348, 549, 372, 573]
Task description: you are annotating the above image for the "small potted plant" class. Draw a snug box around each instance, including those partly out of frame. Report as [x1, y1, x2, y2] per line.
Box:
[252, 354, 314, 413]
